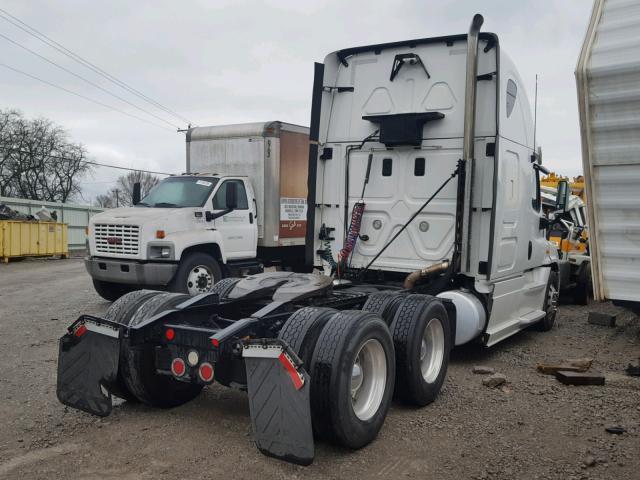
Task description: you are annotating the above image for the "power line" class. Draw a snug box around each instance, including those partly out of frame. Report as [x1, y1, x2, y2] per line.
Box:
[83, 159, 172, 176]
[0, 147, 174, 175]
[0, 32, 180, 130]
[0, 62, 175, 132]
[0, 7, 194, 126]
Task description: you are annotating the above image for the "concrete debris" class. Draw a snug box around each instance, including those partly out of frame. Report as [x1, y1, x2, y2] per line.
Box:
[537, 358, 593, 375]
[482, 373, 506, 388]
[605, 426, 626, 435]
[625, 361, 640, 377]
[555, 370, 605, 386]
[472, 366, 495, 375]
[588, 311, 616, 327]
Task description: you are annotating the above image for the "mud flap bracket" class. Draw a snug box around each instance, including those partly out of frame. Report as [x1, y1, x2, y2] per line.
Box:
[243, 340, 314, 465]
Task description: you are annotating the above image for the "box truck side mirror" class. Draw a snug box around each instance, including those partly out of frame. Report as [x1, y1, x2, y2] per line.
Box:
[132, 182, 141, 205]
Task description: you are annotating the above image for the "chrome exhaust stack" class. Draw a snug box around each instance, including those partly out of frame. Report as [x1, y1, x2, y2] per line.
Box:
[458, 13, 484, 273]
[405, 14, 485, 287]
[463, 14, 484, 163]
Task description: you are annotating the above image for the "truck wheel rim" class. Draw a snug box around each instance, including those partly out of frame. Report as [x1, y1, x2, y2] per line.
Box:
[420, 318, 445, 383]
[187, 265, 213, 295]
[547, 281, 559, 319]
[350, 338, 387, 421]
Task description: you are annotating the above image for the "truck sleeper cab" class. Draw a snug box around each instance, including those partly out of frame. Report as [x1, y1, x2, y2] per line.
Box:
[309, 15, 557, 346]
[57, 14, 558, 466]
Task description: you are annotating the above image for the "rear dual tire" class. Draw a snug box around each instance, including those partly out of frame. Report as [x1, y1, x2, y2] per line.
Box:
[390, 295, 451, 406]
[277, 294, 451, 449]
[103, 289, 164, 401]
[120, 293, 204, 408]
[279, 308, 396, 449]
[309, 311, 395, 448]
[103, 290, 203, 407]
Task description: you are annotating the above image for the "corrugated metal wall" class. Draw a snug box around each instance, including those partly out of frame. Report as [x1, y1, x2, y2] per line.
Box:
[0, 196, 103, 250]
[577, 0, 640, 303]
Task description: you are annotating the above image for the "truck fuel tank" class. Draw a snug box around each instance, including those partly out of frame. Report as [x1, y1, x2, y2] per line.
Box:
[436, 290, 486, 346]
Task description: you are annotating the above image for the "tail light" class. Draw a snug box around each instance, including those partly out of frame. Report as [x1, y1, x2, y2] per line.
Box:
[171, 358, 186, 377]
[198, 362, 214, 383]
[165, 328, 175, 341]
[74, 324, 88, 337]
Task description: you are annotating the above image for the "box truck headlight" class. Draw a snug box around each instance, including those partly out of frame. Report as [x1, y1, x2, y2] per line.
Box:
[149, 244, 174, 260]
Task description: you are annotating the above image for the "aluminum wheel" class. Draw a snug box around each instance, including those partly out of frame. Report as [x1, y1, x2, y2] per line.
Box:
[351, 338, 387, 421]
[186, 265, 214, 295]
[547, 280, 559, 318]
[420, 318, 445, 383]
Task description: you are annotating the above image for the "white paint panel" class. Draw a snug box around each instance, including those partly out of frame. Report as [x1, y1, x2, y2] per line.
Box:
[577, 0, 640, 302]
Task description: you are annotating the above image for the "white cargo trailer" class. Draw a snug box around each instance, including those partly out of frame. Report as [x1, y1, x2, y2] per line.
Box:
[576, 0, 640, 312]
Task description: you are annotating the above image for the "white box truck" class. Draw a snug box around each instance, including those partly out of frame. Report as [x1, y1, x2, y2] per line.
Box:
[576, 0, 640, 313]
[85, 121, 309, 300]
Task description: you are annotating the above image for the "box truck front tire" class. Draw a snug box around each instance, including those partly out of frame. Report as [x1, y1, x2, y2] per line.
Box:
[170, 252, 222, 295]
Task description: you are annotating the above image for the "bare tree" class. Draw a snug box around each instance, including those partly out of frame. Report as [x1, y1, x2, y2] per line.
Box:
[0, 109, 92, 202]
[95, 193, 116, 208]
[0, 109, 22, 197]
[94, 171, 160, 208]
[114, 170, 160, 207]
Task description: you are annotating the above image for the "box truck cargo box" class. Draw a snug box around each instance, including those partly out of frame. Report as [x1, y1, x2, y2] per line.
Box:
[186, 122, 310, 248]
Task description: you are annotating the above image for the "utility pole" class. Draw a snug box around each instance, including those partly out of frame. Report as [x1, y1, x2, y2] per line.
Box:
[115, 188, 119, 208]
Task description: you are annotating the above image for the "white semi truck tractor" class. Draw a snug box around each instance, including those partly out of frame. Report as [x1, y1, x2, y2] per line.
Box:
[58, 14, 560, 465]
[85, 122, 309, 300]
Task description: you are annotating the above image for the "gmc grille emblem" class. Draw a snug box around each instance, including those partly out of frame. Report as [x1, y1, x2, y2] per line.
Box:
[106, 236, 123, 245]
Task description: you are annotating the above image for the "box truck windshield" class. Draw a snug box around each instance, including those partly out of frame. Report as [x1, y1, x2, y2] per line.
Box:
[138, 176, 218, 208]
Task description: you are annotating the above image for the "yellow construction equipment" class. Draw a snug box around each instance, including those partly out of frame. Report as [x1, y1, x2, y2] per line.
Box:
[540, 177, 591, 304]
[541, 172, 586, 201]
[0, 220, 68, 263]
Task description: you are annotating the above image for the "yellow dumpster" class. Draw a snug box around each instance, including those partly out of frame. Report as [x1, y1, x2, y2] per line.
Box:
[0, 220, 68, 263]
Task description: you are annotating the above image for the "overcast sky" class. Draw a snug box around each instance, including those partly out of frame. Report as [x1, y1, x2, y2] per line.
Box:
[0, 0, 592, 205]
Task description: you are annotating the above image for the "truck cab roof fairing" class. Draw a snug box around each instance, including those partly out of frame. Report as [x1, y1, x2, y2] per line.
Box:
[333, 32, 499, 67]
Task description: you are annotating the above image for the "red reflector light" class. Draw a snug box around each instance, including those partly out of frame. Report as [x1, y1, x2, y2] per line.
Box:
[165, 328, 175, 341]
[211, 338, 219, 348]
[278, 352, 304, 390]
[198, 362, 214, 383]
[74, 324, 87, 337]
[171, 358, 186, 377]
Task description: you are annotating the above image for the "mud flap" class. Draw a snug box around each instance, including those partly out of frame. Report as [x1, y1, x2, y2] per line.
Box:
[56, 317, 121, 417]
[242, 341, 314, 465]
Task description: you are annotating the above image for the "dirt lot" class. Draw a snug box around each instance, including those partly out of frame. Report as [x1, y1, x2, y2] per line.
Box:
[0, 258, 638, 480]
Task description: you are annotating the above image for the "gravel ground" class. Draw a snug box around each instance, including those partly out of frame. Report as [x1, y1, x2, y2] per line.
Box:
[0, 258, 638, 480]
